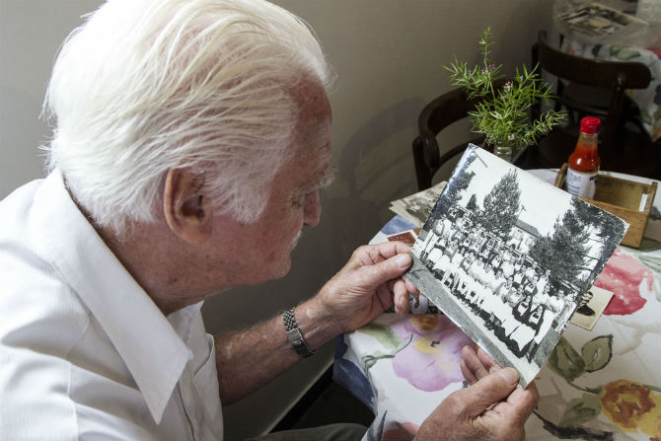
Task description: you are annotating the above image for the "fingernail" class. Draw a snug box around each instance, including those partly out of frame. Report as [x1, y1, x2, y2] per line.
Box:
[499, 368, 519, 386]
[396, 254, 411, 268]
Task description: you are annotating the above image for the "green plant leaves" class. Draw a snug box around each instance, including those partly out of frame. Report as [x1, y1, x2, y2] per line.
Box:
[549, 335, 613, 381]
[442, 27, 565, 149]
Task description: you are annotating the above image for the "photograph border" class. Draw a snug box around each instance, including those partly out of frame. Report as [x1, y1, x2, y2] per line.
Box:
[406, 145, 627, 386]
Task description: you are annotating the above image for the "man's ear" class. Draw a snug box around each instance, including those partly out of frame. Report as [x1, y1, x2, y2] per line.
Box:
[163, 168, 212, 245]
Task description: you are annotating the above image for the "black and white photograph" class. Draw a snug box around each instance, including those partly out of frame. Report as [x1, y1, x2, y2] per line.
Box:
[555, 2, 648, 37]
[570, 285, 614, 331]
[390, 181, 447, 227]
[406, 145, 628, 386]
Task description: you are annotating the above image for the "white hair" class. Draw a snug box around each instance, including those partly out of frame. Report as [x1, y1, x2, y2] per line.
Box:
[43, 0, 334, 232]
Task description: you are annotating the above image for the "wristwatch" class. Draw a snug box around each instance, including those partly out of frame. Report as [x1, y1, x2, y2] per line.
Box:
[283, 307, 315, 359]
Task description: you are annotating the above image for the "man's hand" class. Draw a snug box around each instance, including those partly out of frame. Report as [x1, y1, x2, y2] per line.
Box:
[314, 241, 419, 333]
[214, 241, 417, 404]
[460, 345, 504, 383]
[416, 346, 539, 440]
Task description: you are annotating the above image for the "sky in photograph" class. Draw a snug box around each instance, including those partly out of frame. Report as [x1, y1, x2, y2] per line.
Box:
[455, 147, 572, 238]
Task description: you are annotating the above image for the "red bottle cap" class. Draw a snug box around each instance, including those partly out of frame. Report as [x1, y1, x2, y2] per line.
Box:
[580, 117, 601, 134]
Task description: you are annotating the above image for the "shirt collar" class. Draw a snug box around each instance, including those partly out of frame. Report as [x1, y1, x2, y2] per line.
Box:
[168, 301, 205, 360]
[32, 169, 193, 424]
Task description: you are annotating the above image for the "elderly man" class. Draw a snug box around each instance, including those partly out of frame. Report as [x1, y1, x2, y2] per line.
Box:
[0, 0, 538, 440]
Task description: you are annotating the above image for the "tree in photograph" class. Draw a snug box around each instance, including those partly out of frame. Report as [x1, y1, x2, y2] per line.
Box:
[529, 234, 556, 269]
[476, 169, 521, 240]
[552, 209, 591, 288]
[530, 198, 596, 290]
[436, 151, 477, 216]
[570, 199, 626, 270]
[466, 194, 479, 213]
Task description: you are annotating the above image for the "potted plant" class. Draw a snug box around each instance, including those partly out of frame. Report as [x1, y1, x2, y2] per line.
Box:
[444, 27, 565, 162]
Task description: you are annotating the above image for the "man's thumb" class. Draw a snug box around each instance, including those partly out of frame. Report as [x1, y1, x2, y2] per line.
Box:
[362, 253, 412, 287]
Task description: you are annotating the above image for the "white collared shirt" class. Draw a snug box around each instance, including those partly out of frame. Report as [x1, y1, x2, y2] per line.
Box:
[0, 170, 223, 440]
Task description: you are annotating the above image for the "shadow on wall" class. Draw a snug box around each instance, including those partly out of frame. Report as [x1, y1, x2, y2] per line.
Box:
[0, 86, 49, 198]
[327, 97, 426, 256]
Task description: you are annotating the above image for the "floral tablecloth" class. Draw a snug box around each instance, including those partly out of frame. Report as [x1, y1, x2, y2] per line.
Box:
[334, 170, 660, 440]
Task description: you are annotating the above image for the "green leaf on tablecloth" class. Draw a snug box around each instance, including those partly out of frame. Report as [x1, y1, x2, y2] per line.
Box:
[362, 352, 386, 373]
[654, 106, 661, 122]
[641, 108, 653, 125]
[609, 46, 641, 60]
[359, 322, 403, 352]
[581, 335, 613, 373]
[558, 392, 602, 427]
[549, 337, 586, 381]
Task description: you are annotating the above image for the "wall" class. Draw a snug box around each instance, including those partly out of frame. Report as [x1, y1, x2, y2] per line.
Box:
[0, 0, 553, 438]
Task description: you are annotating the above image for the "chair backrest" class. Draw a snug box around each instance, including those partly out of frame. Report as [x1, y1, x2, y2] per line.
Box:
[532, 30, 651, 151]
[412, 79, 507, 191]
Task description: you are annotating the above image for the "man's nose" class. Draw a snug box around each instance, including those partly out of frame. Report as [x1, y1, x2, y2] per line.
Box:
[303, 191, 321, 228]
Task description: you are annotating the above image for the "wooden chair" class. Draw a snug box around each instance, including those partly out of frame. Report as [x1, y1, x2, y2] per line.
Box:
[528, 30, 660, 178]
[412, 79, 508, 191]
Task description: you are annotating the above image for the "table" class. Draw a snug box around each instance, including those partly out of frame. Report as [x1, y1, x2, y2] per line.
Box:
[334, 170, 661, 441]
[553, 0, 661, 142]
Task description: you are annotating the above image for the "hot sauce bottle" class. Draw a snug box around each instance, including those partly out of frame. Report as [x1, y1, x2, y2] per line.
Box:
[566, 116, 601, 199]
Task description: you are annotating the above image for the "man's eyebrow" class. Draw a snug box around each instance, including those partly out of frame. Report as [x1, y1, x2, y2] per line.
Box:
[299, 165, 335, 194]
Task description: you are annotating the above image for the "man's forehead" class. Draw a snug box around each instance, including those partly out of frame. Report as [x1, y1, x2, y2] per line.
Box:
[292, 77, 332, 120]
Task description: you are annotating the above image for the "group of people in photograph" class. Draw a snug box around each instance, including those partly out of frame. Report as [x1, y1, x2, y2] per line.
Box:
[417, 206, 577, 363]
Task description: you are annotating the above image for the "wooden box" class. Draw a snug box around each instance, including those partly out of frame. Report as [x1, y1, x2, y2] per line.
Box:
[554, 163, 657, 248]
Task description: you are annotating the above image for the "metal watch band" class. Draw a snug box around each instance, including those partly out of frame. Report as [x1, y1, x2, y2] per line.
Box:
[283, 307, 315, 359]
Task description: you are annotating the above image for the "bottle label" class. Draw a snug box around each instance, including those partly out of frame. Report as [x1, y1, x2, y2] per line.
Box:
[566, 167, 598, 199]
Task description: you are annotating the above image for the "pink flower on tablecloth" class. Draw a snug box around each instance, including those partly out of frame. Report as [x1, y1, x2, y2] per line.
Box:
[594, 249, 652, 316]
[383, 421, 419, 441]
[391, 315, 474, 392]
